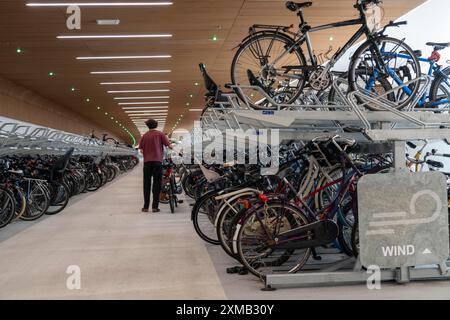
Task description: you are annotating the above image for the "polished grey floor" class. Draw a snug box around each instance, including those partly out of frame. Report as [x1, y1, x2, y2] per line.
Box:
[0, 166, 448, 299]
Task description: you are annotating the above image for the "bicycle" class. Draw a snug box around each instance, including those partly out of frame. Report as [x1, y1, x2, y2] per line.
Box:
[381, 42, 450, 110]
[160, 158, 180, 214]
[231, 0, 420, 110]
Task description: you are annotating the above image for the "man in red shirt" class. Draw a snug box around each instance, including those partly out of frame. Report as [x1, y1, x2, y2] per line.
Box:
[138, 119, 173, 213]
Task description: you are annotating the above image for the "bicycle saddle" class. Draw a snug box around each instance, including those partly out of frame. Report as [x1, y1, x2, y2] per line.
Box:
[286, 1, 312, 12]
[285, 1, 312, 12]
[426, 42, 450, 50]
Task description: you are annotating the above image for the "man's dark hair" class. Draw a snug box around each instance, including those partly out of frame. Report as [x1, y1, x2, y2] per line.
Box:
[145, 118, 158, 129]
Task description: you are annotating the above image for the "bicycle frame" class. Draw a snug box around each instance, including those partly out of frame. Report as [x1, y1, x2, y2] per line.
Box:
[272, 18, 367, 69]
[376, 51, 450, 107]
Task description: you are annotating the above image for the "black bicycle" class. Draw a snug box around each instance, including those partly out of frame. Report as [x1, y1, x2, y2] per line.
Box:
[231, 0, 421, 109]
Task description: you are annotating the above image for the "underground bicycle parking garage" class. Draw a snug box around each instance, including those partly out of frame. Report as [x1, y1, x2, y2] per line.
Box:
[0, 0, 449, 302]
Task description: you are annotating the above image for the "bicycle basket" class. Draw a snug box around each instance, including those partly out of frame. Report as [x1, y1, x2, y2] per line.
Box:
[364, 2, 384, 33]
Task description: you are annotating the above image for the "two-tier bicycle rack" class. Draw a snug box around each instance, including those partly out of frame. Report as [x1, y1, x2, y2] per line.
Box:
[0, 117, 137, 157]
[198, 75, 450, 289]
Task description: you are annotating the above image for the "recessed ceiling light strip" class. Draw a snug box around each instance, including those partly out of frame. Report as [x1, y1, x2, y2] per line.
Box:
[91, 70, 171, 74]
[27, 2, 173, 7]
[118, 102, 169, 105]
[103, 81, 171, 85]
[78, 55, 171, 60]
[126, 110, 168, 113]
[108, 90, 170, 93]
[114, 96, 170, 100]
[58, 34, 172, 39]
[122, 107, 169, 110]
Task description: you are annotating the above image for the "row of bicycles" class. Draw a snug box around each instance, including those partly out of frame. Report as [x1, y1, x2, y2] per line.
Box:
[0, 149, 138, 229]
[180, 137, 450, 280]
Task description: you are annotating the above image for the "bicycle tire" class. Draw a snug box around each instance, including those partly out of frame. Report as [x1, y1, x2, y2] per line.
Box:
[235, 201, 311, 279]
[348, 36, 421, 110]
[231, 31, 307, 109]
[429, 66, 450, 109]
[191, 189, 222, 245]
[0, 187, 16, 228]
[46, 182, 70, 215]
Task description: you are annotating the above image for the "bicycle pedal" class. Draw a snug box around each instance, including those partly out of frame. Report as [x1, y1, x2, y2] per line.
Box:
[226, 266, 241, 274]
[238, 268, 248, 275]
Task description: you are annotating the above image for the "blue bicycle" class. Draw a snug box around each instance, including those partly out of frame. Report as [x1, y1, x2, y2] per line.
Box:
[355, 40, 450, 110]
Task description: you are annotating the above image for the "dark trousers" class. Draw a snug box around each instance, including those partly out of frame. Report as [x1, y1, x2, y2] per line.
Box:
[143, 161, 163, 209]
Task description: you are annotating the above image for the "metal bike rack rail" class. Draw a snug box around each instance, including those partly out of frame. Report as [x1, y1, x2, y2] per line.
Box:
[0, 117, 137, 157]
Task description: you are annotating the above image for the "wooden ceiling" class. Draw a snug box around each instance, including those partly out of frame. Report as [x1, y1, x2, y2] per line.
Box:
[0, 0, 424, 143]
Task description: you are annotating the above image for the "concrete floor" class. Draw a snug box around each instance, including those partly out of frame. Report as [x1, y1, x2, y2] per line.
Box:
[0, 165, 449, 300]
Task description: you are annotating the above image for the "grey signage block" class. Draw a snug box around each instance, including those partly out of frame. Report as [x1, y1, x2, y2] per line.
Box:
[358, 171, 449, 269]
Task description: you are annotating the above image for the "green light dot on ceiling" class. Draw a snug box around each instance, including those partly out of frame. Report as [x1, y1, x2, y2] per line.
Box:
[212, 35, 218, 41]
[48, 72, 55, 77]
[189, 94, 193, 98]
[194, 82, 199, 86]
[16, 48, 23, 54]
[329, 36, 334, 41]
[105, 112, 108, 115]
[71, 87, 76, 92]
[97, 106, 101, 110]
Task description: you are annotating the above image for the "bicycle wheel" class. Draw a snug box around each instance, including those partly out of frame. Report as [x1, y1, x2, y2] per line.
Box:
[0, 187, 16, 228]
[235, 201, 311, 279]
[429, 66, 450, 110]
[216, 192, 258, 259]
[191, 190, 222, 245]
[12, 185, 27, 221]
[349, 36, 421, 110]
[85, 172, 101, 192]
[20, 181, 49, 221]
[169, 183, 175, 214]
[46, 182, 70, 215]
[231, 32, 307, 109]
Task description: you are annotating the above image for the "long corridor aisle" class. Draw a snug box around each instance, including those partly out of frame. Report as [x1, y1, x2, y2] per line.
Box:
[0, 166, 226, 299]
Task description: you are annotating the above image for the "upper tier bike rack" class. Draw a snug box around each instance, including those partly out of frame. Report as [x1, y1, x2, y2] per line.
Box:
[0, 117, 137, 157]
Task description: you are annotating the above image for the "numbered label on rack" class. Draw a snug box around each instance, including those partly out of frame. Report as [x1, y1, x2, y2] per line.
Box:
[358, 171, 449, 268]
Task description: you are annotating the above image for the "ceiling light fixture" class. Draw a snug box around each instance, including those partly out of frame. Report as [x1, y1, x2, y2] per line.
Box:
[58, 34, 172, 39]
[102, 81, 171, 85]
[96, 19, 120, 26]
[108, 89, 170, 93]
[77, 55, 171, 60]
[125, 110, 168, 113]
[27, 2, 173, 7]
[122, 107, 169, 110]
[113, 96, 170, 100]
[118, 102, 169, 105]
[91, 70, 171, 74]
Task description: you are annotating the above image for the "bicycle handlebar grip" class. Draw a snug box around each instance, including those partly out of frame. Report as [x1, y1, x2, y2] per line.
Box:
[406, 141, 417, 149]
[426, 160, 444, 168]
[443, 154, 450, 158]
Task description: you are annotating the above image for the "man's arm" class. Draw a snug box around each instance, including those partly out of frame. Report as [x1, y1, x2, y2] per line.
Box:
[138, 136, 145, 154]
[162, 133, 173, 150]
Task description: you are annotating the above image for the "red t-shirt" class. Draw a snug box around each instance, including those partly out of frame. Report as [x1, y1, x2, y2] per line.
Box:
[138, 130, 170, 163]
